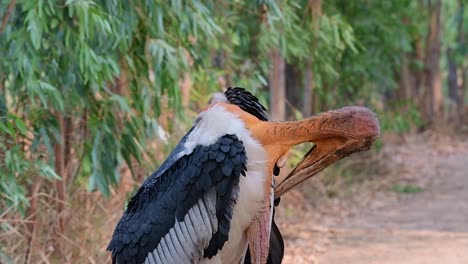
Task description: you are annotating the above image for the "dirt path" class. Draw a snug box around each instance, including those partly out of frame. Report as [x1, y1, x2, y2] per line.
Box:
[278, 134, 468, 264]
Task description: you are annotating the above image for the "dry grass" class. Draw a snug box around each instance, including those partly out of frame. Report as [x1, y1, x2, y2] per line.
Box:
[0, 185, 130, 263]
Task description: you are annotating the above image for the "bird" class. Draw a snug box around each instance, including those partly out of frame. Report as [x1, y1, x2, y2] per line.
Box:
[107, 87, 380, 264]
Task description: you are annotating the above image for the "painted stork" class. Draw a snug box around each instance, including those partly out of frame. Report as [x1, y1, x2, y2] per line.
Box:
[107, 87, 379, 264]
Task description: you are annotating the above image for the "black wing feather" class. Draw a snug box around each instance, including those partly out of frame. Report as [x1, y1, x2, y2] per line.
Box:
[107, 134, 247, 264]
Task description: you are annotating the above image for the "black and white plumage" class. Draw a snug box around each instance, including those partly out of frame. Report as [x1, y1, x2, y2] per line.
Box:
[108, 88, 283, 264]
[108, 133, 247, 263]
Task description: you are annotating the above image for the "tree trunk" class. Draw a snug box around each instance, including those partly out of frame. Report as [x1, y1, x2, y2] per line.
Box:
[63, 117, 73, 184]
[269, 48, 286, 121]
[180, 49, 193, 108]
[0, 74, 6, 116]
[422, 0, 443, 126]
[398, 55, 411, 101]
[0, 0, 16, 34]
[285, 62, 302, 119]
[455, 0, 465, 119]
[462, 69, 467, 115]
[24, 179, 42, 264]
[53, 112, 66, 234]
[412, 37, 425, 99]
[411, 0, 427, 100]
[447, 47, 460, 119]
[303, 59, 314, 116]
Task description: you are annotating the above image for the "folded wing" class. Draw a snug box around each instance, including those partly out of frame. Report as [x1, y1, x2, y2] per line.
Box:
[107, 133, 247, 264]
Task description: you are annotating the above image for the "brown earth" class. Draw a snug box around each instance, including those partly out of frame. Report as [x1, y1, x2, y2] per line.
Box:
[277, 133, 468, 264]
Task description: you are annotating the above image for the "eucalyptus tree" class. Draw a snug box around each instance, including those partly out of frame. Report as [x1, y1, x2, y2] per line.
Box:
[0, 0, 231, 221]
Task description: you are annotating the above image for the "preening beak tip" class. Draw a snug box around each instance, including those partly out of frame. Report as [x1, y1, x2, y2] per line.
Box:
[337, 106, 380, 139]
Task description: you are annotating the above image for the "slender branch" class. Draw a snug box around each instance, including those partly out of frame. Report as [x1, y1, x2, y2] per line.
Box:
[24, 178, 42, 264]
[0, 0, 16, 34]
[53, 111, 66, 234]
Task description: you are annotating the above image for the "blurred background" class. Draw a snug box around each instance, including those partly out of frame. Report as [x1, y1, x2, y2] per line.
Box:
[0, 0, 467, 263]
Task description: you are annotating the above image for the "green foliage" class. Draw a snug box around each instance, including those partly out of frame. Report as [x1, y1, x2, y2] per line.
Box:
[0, 114, 60, 215]
[378, 101, 423, 133]
[0, 0, 228, 214]
[318, 1, 421, 105]
[442, 0, 468, 82]
[392, 184, 424, 194]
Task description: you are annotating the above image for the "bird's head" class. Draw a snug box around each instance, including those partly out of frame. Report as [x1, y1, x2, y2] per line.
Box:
[208, 87, 380, 263]
[210, 88, 379, 195]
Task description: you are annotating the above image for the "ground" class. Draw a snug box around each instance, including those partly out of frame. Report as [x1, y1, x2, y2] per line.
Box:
[277, 133, 468, 264]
